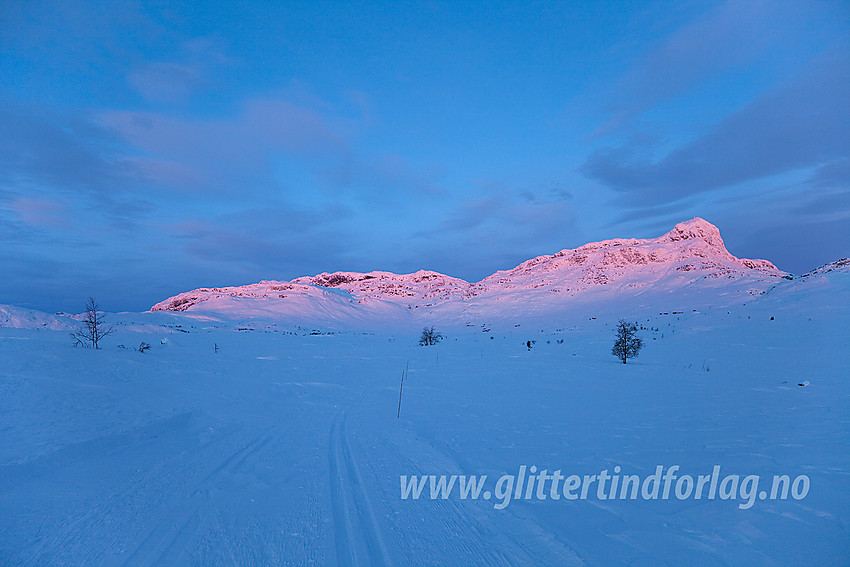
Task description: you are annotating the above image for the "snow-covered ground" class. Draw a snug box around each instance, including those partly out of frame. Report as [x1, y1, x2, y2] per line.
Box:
[1, 260, 848, 565]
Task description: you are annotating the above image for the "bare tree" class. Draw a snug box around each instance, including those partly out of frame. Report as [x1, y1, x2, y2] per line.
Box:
[612, 319, 643, 364]
[71, 297, 114, 349]
[419, 326, 443, 346]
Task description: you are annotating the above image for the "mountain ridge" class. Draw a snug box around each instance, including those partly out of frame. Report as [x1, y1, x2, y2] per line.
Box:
[149, 218, 787, 324]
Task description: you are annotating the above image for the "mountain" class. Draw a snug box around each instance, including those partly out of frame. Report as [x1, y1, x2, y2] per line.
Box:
[149, 218, 788, 327]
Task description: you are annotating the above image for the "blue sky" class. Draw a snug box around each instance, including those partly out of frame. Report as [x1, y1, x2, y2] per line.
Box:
[1, 0, 848, 312]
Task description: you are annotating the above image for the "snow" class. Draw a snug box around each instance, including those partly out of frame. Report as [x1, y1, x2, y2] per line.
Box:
[1, 230, 848, 564]
[150, 219, 786, 329]
[0, 305, 77, 331]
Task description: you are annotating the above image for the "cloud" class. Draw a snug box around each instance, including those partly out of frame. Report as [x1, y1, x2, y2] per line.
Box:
[101, 97, 349, 167]
[6, 197, 69, 228]
[126, 38, 239, 104]
[99, 93, 441, 207]
[594, 0, 835, 137]
[93, 96, 355, 210]
[583, 46, 850, 203]
[1, 80, 454, 310]
[809, 158, 850, 190]
[128, 62, 207, 103]
[0, 101, 131, 196]
[152, 202, 374, 292]
[408, 187, 580, 281]
[0, 101, 157, 233]
[736, 216, 849, 273]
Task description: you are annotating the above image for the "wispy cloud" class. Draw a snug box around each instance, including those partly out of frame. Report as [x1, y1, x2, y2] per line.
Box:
[583, 46, 850, 203]
[2, 1, 847, 312]
[128, 62, 207, 104]
[0, 101, 132, 196]
[126, 38, 239, 104]
[98, 92, 443, 210]
[594, 0, 834, 137]
[99, 97, 352, 195]
[410, 186, 580, 280]
[6, 197, 69, 228]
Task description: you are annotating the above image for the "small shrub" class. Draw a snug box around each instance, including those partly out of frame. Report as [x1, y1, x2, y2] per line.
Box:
[419, 326, 443, 346]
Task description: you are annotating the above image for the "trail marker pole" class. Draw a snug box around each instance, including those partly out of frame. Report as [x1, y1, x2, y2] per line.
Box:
[397, 360, 408, 419]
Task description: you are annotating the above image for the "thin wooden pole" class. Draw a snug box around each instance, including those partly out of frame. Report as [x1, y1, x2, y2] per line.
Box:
[397, 360, 408, 419]
[397, 371, 404, 418]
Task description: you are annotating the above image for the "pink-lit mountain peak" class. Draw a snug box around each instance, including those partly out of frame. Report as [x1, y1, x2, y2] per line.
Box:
[151, 218, 784, 319]
[479, 217, 777, 285]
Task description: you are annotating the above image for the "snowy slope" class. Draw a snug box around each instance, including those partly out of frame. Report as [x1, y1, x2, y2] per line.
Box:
[0, 258, 848, 565]
[151, 218, 786, 327]
[761, 257, 850, 306]
[0, 305, 78, 331]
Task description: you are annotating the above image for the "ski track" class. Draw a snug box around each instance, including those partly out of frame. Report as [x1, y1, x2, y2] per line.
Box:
[9, 422, 290, 566]
[330, 390, 584, 566]
[121, 434, 273, 567]
[329, 412, 393, 567]
[3, 279, 848, 565]
[11, 412, 221, 565]
[362, 426, 584, 566]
